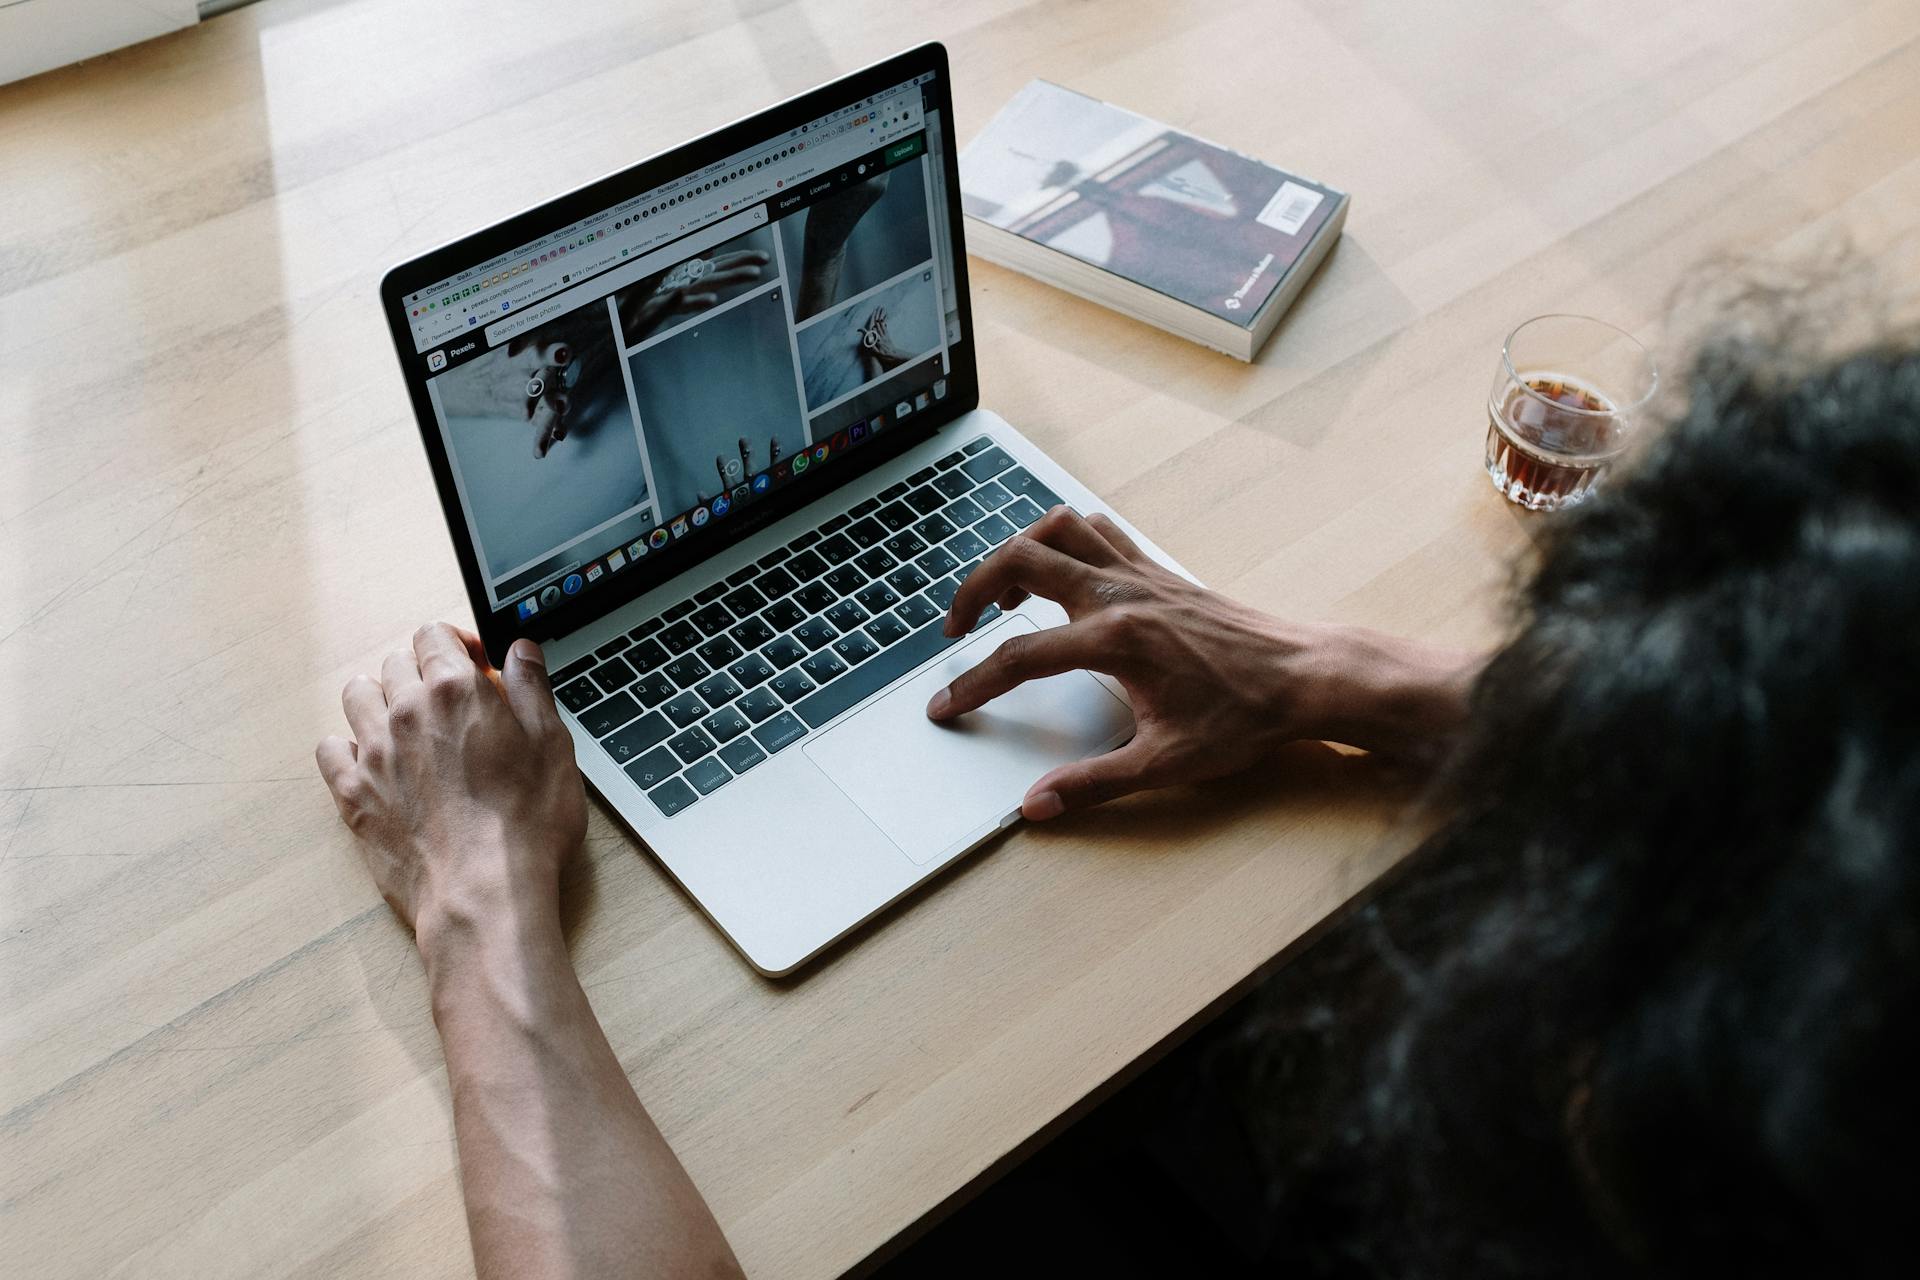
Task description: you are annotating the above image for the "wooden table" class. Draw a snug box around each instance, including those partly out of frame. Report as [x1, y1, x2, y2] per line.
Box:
[5, 0, 1917, 1274]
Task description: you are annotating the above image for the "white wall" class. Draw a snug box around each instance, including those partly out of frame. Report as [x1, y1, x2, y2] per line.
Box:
[0, 0, 201, 87]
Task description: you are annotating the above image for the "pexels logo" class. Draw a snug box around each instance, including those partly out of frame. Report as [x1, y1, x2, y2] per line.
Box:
[1224, 253, 1275, 311]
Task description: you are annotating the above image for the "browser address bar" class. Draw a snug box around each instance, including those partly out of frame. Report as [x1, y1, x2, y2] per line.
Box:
[484, 205, 769, 348]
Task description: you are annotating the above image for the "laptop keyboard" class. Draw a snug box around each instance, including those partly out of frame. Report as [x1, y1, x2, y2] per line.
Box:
[549, 435, 1064, 818]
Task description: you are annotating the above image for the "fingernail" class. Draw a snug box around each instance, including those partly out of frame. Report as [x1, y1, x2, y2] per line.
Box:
[1025, 790, 1065, 821]
[926, 688, 951, 718]
[510, 639, 544, 667]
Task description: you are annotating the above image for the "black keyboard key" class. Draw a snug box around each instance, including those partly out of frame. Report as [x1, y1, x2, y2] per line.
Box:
[690, 603, 734, 636]
[1004, 497, 1045, 528]
[602, 712, 672, 766]
[646, 776, 698, 817]
[825, 598, 869, 630]
[685, 757, 732, 796]
[925, 576, 961, 610]
[579, 692, 641, 738]
[817, 533, 857, 565]
[554, 656, 597, 686]
[728, 615, 775, 649]
[721, 585, 766, 617]
[701, 705, 751, 744]
[761, 635, 807, 669]
[757, 546, 792, 568]
[974, 512, 1016, 544]
[660, 620, 703, 654]
[695, 672, 743, 707]
[821, 514, 851, 534]
[787, 529, 821, 551]
[954, 557, 984, 582]
[791, 616, 839, 650]
[850, 497, 881, 518]
[853, 546, 897, 577]
[631, 670, 677, 708]
[719, 737, 766, 775]
[795, 617, 972, 729]
[787, 549, 829, 582]
[556, 677, 602, 713]
[767, 667, 816, 704]
[972, 478, 1013, 510]
[762, 599, 806, 631]
[792, 582, 836, 614]
[999, 467, 1064, 512]
[695, 582, 728, 605]
[824, 564, 866, 596]
[667, 726, 716, 765]
[854, 581, 901, 614]
[662, 691, 707, 728]
[696, 635, 742, 667]
[878, 481, 910, 501]
[908, 466, 939, 485]
[913, 513, 956, 544]
[631, 617, 664, 638]
[663, 655, 710, 688]
[962, 436, 993, 455]
[874, 502, 917, 532]
[752, 567, 797, 600]
[737, 686, 784, 723]
[886, 564, 932, 595]
[595, 636, 631, 660]
[832, 631, 880, 665]
[935, 450, 966, 470]
[942, 495, 984, 527]
[895, 595, 942, 629]
[932, 469, 974, 500]
[663, 600, 696, 622]
[800, 649, 847, 684]
[916, 546, 960, 579]
[961, 446, 1015, 482]
[865, 613, 911, 646]
[944, 528, 988, 562]
[624, 745, 679, 790]
[905, 486, 946, 515]
[625, 637, 669, 672]
[752, 711, 808, 754]
[590, 656, 638, 694]
[847, 517, 887, 548]
[727, 564, 761, 586]
[728, 652, 776, 689]
[883, 530, 927, 559]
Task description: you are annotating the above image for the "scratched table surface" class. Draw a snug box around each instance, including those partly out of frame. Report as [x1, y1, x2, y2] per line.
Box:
[5, 0, 1918, 1275]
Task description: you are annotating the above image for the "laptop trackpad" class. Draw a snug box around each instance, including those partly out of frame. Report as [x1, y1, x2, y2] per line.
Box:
[804, 615, 1134, 864]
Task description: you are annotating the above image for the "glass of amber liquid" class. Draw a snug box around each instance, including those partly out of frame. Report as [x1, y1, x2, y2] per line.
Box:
[1485, 314, 1657, 510]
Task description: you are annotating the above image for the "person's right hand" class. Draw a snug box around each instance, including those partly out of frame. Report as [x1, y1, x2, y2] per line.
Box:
[926, 507, 1480, 820]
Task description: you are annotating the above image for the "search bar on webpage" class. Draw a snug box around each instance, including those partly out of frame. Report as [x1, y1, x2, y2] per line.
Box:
[483, 205, 769, 348]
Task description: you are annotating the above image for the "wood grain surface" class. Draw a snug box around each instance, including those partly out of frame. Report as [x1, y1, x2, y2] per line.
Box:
[5, 0, 1918, 1275]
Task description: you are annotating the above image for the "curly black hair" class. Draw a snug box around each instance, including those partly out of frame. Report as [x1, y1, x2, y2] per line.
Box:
[1233, 306, 1920, 1277]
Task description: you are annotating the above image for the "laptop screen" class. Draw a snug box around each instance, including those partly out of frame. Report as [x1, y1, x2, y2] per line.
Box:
[385, 54, 967, 645]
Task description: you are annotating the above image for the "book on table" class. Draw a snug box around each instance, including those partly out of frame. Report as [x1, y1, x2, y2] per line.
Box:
[959, 79, 1348, 361]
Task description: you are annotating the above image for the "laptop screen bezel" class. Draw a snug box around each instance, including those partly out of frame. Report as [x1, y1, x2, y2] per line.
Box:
[379, 42, 977, 666]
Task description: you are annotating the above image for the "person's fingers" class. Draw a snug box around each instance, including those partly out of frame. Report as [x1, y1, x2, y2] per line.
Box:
[700, 266, 764, 288]
[531, 397, 562, 457]
[712, 250, 772, 269]
[528, 340, 570, 367]
[501, 638, 567, 743]
[1022, 737, 1160, 821]
[447, 625, 488, 667]
[341, 673, 387, 749]
[314, 734, 357, 797]
[679, 292, 720, 310]
[927, 619, 1117, 720]
[379, 648, 422, 704]
[1018, 505, 1125, 568]
[944, 534, 1099, 636]
[414, 621, 482, 686]
[1084, 511, 1149, 566]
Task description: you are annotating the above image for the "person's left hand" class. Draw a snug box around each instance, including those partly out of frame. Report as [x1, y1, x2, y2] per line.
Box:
[621, 250, 773, 341]
[315, 624, 586, 945]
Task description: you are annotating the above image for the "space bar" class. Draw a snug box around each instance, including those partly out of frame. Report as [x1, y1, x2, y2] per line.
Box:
[795, 611, 996, 729]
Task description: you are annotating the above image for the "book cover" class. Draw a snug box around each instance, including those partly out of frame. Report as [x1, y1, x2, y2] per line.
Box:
[960, 80, 1344, 327]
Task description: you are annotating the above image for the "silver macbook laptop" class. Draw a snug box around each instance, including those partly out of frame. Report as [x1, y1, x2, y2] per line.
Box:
[382, 44, 1192, 974]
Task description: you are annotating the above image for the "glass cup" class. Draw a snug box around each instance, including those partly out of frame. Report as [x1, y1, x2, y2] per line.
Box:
[1485, 314, 1657, 511]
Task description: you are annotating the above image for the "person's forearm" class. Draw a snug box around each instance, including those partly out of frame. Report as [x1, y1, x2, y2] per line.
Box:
[1294, 625, 1485, 763]
[421, 872, 741, 1280]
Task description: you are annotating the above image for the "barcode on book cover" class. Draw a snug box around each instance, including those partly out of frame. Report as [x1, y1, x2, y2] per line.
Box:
[1256, 181, 1324, 236]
